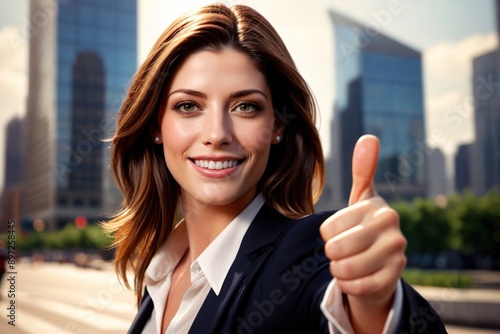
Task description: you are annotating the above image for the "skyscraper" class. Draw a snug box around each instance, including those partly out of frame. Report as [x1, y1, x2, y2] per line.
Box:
[1, 117, 25, 230]
[455, 143, 473, 193]
[326, 10, 427, 206]
[469, 0, 500, 196]
[427, 148, 448, 197]
[24, 0, 137, 230]
[471, 49, 500, 195]
[3, 117, 24, 189]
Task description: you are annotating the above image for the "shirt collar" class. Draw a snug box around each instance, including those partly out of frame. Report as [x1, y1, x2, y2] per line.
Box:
[144, 193, 265, 295]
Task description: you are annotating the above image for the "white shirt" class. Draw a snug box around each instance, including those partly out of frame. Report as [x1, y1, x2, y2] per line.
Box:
[142, 194, 402, 333]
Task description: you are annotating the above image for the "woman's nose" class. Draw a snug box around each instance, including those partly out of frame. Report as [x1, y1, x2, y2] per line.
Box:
[200, 107, 233, 147]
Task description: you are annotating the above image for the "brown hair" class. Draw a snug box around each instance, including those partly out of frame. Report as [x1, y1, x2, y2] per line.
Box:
[104, 3, 325, 306]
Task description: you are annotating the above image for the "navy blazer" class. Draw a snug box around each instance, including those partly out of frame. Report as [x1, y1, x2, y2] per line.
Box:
[128, 204, 446, 333]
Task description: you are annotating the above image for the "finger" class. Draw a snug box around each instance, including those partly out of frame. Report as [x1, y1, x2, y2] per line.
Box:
[319, 199, 380, 241]
[325, 225, 372, 261]
[335, 252, 405, 298]
[348, 135, 380, 206]
[329, 228, 406, 281]
[324, 209, 392, 261]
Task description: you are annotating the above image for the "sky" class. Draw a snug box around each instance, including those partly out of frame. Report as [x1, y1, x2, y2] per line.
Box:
[0, 0, 497, 191]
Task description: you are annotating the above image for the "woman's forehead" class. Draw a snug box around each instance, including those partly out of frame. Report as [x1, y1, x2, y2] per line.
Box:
[167, 48, 270, 97]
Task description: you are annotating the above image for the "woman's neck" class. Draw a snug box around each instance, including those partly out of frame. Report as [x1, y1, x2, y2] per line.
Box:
[180, 191, 256, 261]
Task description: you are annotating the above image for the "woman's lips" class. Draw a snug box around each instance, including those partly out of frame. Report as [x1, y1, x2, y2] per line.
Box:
[189, 157, 246, 178]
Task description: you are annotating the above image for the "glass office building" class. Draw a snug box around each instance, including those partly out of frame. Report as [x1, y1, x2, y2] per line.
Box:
[471, 49, 500, 195]
[455, 143, 473, 192]
[1, 117, 25, 229]
[469, 0, 500, 196]
[24, 0, 137, 230]
[329, 10, 427, 203]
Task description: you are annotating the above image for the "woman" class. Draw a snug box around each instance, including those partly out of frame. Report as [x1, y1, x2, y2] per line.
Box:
[105, 3, 446, 333]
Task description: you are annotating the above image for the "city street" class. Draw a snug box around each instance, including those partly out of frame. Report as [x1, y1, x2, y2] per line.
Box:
[0, 262, 136, 334]
[0, 262, 499, 333]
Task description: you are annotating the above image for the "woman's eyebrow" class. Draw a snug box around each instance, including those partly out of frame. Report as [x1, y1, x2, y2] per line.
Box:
[167, 88, 268, 100]
[167, 89, 207, 98]
[230, 89, 268, 100]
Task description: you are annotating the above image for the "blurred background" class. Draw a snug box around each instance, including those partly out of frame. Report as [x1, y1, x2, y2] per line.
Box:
[0, 0, 499, 333]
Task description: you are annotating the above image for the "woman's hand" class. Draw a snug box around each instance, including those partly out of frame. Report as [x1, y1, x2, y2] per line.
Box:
[320, 135, 407, 334]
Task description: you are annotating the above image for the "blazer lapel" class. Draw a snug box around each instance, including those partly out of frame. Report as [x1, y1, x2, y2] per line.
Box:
[189, 205, 289, 333]
[127, 289, 154, 334]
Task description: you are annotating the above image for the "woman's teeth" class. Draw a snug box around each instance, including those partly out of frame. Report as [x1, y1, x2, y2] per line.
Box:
[194, 160, 239, 170]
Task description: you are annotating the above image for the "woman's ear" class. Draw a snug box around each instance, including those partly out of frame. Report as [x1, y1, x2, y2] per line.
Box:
[272, 121, 285, 144]
[272, 133, 283, 144]
[271, 124, 285, 144]
[153, 131, 162, 144]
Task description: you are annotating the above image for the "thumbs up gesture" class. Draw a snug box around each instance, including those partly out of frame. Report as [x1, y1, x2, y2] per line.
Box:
[320, 135, 407, 333]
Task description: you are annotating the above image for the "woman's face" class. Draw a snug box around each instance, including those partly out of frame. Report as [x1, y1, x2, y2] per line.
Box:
[158, 48, 280, 211]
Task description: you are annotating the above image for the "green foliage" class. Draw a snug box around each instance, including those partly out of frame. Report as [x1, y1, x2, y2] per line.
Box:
[394, 191, 500, 258]
[402, 269, 472, 288]
[448, 191, 500, 258]
[393, 198, 452, 254]
[17, 223, 113, 251]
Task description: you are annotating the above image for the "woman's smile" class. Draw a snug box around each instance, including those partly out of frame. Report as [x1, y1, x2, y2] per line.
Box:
[189, 155, 246, 178]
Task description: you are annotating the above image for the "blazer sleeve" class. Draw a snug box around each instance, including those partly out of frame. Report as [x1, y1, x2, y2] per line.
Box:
[251, 210, 448, 333]
[246, 210, 335, 333]
[396, 279, 448, 333]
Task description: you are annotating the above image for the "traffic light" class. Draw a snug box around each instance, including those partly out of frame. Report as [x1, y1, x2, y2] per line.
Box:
[75, 215, 87, 229]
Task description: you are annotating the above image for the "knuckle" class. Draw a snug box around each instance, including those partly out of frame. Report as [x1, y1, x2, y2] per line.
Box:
[387, 208, 400, 224]
[398, 234, 408, 249]
[396, 253, 407, 269]
[392, 233, 407, 251]
[386, 233, 407, 255]
[375, 207, 399, 226]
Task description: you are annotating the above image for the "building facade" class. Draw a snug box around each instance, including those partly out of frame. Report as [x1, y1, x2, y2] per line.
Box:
[24, 0, 137, 230]
[427, 148, 448, 198]
[471, 49, 500, 195]
[3, 117, 25, 189]
[468, 0, 500, 196]
[324, 10, 427, 207]
[455, 143, 473, 193]
[1, 117, 25, 230]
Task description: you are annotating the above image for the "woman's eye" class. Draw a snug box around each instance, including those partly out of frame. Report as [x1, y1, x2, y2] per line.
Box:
[175, 102, 199, 113]
[234, 102, 263, 113]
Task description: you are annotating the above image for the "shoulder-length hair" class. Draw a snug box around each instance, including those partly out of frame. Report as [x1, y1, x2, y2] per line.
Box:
[105, 3, 324, 305]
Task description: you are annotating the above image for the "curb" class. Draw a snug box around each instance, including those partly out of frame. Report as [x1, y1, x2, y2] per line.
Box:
[416, 286, 500, 329]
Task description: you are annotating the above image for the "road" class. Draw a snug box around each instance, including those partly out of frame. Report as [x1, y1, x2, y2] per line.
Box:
[0, 262, 499, 334]
[0, 262, 136, 334]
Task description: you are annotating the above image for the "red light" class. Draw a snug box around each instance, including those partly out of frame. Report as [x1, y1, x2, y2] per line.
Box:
[75, 215, 87, 228]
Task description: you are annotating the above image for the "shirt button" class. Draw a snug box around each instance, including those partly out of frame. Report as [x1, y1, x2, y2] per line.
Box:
[192, 262, 201, 275]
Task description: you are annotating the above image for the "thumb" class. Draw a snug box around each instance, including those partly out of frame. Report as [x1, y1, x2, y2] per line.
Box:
[348, 134, 380, 206]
